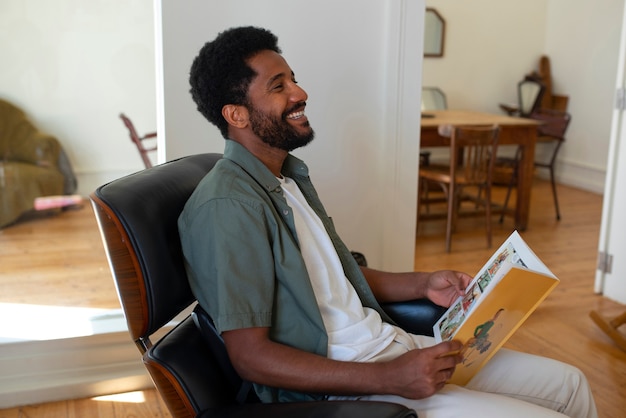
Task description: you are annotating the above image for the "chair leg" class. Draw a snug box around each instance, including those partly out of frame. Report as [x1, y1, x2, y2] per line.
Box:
[499, 162, 519, 223]
[499, 175, 514, 223]
[422, 179, 431, 214]
[452, 190, 461, 234]
[485, 186, 492, 248]
[416, 179, 422, 232]
[498, 147, 523, 223]
[445, 188, 456, 253]
[549, 166, 561, 220]
[475, 186, 482, 208]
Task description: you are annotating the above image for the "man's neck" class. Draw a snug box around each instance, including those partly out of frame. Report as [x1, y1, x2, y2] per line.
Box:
[230, 136, 287, 177]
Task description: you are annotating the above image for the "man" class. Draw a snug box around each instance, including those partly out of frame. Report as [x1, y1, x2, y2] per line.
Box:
[179, 26, 597, 418]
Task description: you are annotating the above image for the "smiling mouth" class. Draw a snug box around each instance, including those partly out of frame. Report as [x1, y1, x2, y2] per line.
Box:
[285, 102, 308, 121]
[286, 110, 305, 120]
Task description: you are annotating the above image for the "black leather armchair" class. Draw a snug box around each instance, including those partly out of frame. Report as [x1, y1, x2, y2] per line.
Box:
[90, 153, 446, 418]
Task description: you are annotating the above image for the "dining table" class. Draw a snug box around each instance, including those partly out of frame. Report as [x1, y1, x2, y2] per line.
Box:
[420, 109, 542, 231]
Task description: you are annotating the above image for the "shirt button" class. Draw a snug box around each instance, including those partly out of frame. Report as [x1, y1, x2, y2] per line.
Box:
[283, 209, 289, 215]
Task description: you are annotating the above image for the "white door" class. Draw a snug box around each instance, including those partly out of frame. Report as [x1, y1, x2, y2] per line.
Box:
[595, 2, 626, 305]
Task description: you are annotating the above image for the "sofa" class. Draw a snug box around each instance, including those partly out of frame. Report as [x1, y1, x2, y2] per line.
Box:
[0, 98, 77, 228]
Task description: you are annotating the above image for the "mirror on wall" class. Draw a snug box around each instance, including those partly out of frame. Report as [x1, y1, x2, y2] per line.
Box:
[424, 8, 445, 57]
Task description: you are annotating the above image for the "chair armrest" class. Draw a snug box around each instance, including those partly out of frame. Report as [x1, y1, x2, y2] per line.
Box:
[382, 299, 447, 337]
[201, 400, 416, 418]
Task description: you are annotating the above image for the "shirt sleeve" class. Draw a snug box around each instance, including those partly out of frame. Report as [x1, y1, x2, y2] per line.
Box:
[180, 196, 276, 333]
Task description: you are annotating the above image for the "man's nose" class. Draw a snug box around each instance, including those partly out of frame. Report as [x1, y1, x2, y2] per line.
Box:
[291, 83, 308, 102]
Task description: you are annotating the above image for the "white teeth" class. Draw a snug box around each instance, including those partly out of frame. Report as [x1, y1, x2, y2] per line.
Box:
[287, 110, 305, 119]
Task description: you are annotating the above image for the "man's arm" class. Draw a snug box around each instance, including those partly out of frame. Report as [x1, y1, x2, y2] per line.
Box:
[222, 326, 463, 400]
[361, 267, 472, 307]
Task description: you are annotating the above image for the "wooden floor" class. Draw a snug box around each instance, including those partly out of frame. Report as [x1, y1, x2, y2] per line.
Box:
[0, 204, 119, 310]
[0, 179, 624, 417]
[416, 179, 626, 418]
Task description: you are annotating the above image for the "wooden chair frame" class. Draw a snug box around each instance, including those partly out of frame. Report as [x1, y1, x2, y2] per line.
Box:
[120, 113, 157, 168]
[418, 125, 500, 252]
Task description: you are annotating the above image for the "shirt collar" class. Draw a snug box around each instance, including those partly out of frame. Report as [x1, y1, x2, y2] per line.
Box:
[223, 139, 310, 190]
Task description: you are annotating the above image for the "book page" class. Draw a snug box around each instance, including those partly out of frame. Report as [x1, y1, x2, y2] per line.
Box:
[433, 231, 556, 342]
[448, 267, 558, 385]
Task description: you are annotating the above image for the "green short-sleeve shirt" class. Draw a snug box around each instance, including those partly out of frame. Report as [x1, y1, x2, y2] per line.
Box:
[178, 140, 391, 402]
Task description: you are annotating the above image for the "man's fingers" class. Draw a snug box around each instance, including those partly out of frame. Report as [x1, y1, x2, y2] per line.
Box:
[431, 340, 464, 358]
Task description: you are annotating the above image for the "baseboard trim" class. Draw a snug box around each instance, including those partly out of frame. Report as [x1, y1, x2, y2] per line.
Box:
[551, 158, 606, 194]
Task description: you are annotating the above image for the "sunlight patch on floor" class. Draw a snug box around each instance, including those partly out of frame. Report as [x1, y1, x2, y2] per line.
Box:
[0, 303, 126, 343]
[92, 391, 147, 404]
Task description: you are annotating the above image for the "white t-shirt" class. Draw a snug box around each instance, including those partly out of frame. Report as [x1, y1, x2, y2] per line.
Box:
[279, 176, 397, 362]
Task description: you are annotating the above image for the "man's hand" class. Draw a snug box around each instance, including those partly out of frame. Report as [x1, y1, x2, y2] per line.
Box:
[384, 340, 464, 399]
[423, 270, 473, 307]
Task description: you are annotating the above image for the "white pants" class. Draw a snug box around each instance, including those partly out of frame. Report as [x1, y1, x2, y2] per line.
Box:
[331, 334, 597, 418]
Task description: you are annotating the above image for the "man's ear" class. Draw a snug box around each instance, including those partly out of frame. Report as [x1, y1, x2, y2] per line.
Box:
[222, 104, 249, 129]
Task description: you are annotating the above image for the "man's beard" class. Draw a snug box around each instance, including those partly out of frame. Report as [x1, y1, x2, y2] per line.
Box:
[248, 104, 315, 152]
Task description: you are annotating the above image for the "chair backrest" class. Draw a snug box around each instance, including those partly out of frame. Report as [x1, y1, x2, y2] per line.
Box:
[91, 153, 221, 349]
[450, 125, 500, 185]
[90, 153, 238, 416]
[421, 87, 448, 111]
[517, 78, 545, 117]
[119, 113, 157, 168]
[530, 108, 571, 140]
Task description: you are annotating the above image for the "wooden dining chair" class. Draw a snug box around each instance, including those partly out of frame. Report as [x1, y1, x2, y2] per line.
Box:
[417, 125, 500, 252]
[499, 109, 571, 222]
[119, 113, 157, 168]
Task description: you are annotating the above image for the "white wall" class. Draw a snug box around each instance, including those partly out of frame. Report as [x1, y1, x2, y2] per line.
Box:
[423, 1, 547, 113]
[423, 0, 624, 193]
[545, 0, 623, 192]
[158, 0, 425, 271]
[0, 0, 157, 196]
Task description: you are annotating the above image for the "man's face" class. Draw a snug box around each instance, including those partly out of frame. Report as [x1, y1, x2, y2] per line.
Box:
[245, 50, 314, 151]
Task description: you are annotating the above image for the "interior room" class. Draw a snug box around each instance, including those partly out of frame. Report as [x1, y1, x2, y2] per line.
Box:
[1, 0, 625, 417]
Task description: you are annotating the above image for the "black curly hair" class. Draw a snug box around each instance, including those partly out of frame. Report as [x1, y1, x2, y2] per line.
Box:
[189, 26, 282, 139]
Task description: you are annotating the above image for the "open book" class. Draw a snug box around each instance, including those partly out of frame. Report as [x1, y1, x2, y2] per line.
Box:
[433, 231, 559, 385]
